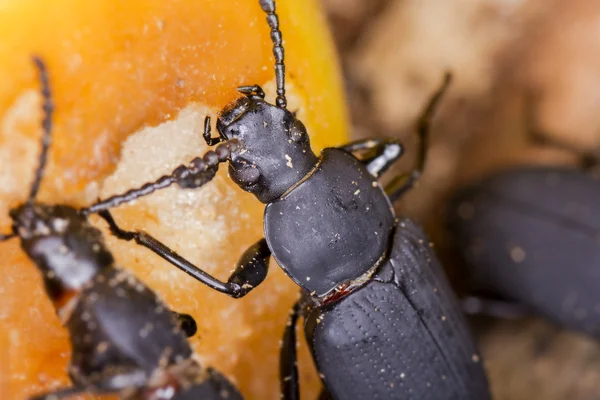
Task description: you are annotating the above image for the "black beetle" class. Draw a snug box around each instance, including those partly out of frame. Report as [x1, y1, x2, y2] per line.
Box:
[2, 57, 243, 400]
[85, 1, 491, 398]
[448, 131, 600, 339]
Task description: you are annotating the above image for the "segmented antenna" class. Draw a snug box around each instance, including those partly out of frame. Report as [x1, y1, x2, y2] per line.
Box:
[82, 139, 241, 215]
[259, 0, 287, 109]
[28, 56, 54, 203]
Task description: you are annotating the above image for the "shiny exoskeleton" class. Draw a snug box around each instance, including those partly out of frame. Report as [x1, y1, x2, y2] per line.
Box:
[87, 1, 491, 398]
[1, 58, 243, 400]
[448, 133, 600, 340]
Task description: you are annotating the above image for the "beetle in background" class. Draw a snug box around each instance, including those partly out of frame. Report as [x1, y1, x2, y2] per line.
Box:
[1, 58, 243, 400]
[86, 0, 491, 398]
[448, 123, 600, 340]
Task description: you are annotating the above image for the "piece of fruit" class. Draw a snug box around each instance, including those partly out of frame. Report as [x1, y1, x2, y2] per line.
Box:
[0, 1, 348, 399]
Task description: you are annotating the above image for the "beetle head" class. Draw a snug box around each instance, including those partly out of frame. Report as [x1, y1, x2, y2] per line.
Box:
[216, 96, 318, 203]
[10, 204, 114, 299]
[4, 58, 113, 302]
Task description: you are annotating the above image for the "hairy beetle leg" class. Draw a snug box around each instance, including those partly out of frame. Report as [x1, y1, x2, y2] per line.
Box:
[98, 210, 271, 298]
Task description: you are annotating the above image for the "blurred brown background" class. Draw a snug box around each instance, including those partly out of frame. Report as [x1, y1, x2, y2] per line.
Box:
[322, 0, 600, 399]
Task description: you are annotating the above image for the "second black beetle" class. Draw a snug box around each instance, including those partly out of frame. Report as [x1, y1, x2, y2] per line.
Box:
[87, 0, 491, 398]
[448, 133, 600, 339]
[3, 57, 243, 400]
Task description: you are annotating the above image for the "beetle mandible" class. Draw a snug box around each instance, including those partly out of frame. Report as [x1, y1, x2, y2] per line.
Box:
[447, 121, 600, 340]
[2, 57, 244, 400]
[85, 1, 491, 398]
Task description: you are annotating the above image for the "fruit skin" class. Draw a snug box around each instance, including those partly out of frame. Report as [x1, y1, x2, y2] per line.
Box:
[0, 1, 348, 399]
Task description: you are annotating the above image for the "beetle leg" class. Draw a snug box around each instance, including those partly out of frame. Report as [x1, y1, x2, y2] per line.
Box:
[339, 138, 404, 178]
[385, 72, 452, 203]
[461, 295, 533, 319]
[280, 300, 301, 400]
[98, 210, 270, 298]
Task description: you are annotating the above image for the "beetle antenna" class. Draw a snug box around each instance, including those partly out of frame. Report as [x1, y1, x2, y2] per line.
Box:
[259, 0, 287, 109]
[82, 139, 241, 215]
[28, 56, 54, 204]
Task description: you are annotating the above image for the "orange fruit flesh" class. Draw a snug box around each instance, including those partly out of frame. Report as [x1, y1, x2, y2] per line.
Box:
[0, 1, 348, 399]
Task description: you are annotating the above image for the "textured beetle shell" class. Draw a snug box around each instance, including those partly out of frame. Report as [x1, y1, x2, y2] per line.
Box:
[305, 218, 490, 400]
[448, 166, 600, 338]
[265, 148, 395, 297]
[67, 267, 193, 384]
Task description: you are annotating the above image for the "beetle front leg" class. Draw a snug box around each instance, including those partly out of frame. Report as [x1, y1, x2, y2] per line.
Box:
[97, 210, 270, 298]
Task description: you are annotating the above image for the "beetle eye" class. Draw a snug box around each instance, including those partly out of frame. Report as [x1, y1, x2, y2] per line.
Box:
[229, 160, 260, 186]
[288, 119, 309, 144]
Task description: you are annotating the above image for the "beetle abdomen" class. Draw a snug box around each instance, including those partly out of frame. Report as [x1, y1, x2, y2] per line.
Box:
[448, 166, 600, 338]
[67, 267, 192, 383]
[305, 218, 490, 400]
